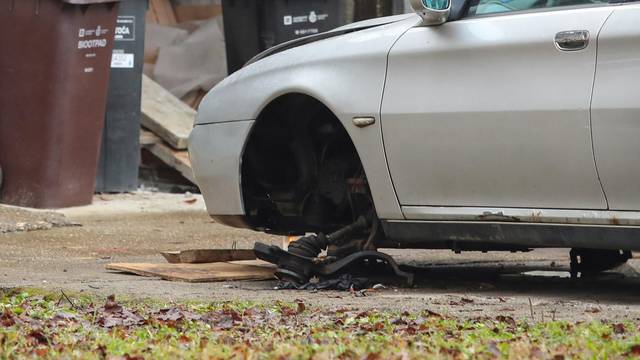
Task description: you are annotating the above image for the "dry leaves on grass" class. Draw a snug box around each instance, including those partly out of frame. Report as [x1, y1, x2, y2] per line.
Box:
[1, 290, 640, 359]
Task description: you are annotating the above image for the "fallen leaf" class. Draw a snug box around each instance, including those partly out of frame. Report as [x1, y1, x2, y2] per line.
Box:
[364, 353, 383, 360]
[613, 323, 626, 334]
[280, 307, 298, 317]
[216, 315, 235, 329]
[179, 335, 191, 344]
[123, 354, 144, 360]
[0, 309, 16, 327]
[53, 312, 76, 321]
[156, 308, 184, 322]
[355, 311, 370, 319]
[33, 348, 48, 357]
[296, 301, 306, 314]
[626, 345, 640, 356]
[100, 316, 122, 328]
[27, 329, 48, 345]
[495, 315, 517, 328]
[104, 295, 122, 313]
[424, 309, 443, 318]
[184, 198, 197, 204]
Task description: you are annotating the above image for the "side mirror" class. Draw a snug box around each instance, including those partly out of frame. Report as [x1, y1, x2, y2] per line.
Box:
[410, 0, 450, 26]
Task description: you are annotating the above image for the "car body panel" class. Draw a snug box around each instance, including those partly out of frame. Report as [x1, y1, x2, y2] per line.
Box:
[193, 16, 423, 220]
[381, 220, 640, 250]
[402, 205, 640, 226]
[592, 4, 640, 210]
[245, 13, 416, 67]
[189, 120, 253, 215]
[382, 7, 612, 210]
[190, 4, 640, 250]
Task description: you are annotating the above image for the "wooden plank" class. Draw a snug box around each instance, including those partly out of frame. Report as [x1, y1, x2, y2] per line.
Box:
[181, 90, 207, 110]
[106, 260, 276, 283]
[146, 141, 195, 183]
[140, 129, 161, 147]
[141, 74, 196, 150]
[148, 0, 177, 25]
[161, 249, 257, 264]
[174, 4, 222, 22]
[145, 8, 159, 24]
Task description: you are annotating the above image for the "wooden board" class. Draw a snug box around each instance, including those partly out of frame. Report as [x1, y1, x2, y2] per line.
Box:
[146, 140, 195, 183]
[174, 4, 222, 22]
[140, 129, 161, 147]
[106, 260, 276, 283]
[181, 89, 207, 109]
[141, 74, 196, 150]
[147, 0, 177, 25]
[161, 249, 257, 264]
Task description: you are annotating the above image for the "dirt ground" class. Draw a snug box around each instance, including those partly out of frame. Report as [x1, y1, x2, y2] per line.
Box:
[1, 192, 640, 323]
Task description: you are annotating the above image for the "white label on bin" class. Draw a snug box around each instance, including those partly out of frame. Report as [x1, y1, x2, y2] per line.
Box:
[78, 39, 108, 49]
[79, 26, 110, 38]
[283, 11, 328, 27]
[111, 53, 134, 69]
[115, 16, 136, 41]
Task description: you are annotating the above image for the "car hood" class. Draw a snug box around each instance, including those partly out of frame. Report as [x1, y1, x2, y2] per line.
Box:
[245, 13, 417, 67]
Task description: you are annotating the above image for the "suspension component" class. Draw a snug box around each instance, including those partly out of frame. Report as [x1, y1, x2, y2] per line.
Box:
[254, 242, 413, 286]
[252, 215, 411, 285]
[287, 216, 370, 258]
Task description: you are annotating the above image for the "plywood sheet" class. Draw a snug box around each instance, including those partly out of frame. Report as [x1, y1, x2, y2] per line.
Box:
[106, 260, 276, 283]
[161, 249, 257, 264]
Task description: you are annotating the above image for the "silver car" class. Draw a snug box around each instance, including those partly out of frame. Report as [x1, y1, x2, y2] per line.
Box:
[189, 0, 640, 274]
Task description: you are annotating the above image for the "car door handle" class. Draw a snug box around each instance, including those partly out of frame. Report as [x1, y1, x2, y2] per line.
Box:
[555, 30, 590, 51]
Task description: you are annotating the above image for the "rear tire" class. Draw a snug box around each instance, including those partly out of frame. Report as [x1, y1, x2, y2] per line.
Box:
[569, 248, 632, 278]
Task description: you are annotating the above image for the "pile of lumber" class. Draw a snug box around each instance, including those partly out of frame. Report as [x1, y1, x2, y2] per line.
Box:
[107, 249, 276, 283]
[140, 74, 196, 184]
[141, 0, 224, 185]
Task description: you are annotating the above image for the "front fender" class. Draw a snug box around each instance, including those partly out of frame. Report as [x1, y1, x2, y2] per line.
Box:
[195, 17, 420, 220]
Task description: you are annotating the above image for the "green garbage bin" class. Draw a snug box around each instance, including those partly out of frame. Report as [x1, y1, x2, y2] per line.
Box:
[0, 0, 120, 208]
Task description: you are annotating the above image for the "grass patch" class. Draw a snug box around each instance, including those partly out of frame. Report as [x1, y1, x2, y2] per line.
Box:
[0, 288, 639, 359]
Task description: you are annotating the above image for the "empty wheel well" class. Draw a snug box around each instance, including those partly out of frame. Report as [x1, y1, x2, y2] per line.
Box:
[241, 93, 374, 235]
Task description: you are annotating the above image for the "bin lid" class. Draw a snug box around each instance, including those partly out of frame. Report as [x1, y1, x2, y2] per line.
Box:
[61, 0, 121, 3]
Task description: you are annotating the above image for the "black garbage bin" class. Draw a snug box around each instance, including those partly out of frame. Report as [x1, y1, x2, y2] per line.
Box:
[96, 0, 148, 193]
[222, 0, 343, 74]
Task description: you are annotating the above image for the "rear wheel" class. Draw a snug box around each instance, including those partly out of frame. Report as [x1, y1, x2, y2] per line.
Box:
[569, 248, 632, 278]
